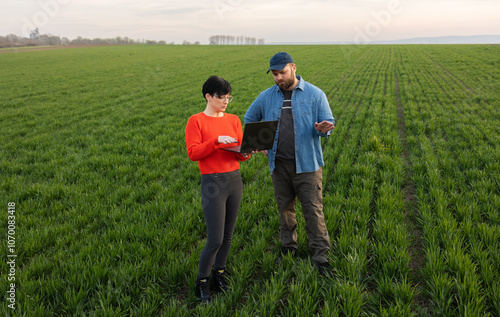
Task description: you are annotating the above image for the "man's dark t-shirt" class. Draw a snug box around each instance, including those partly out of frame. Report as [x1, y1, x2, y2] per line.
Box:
[276, 89, 295, 160]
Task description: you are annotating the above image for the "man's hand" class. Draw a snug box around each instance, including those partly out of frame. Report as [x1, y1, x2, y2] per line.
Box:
[314, 121, 335, 133]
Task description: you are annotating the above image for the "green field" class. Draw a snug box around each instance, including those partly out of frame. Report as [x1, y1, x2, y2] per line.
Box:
[1, 44, 499, 316]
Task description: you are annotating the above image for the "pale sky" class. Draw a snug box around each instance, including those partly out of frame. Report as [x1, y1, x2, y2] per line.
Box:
[1, 0, 499, 44]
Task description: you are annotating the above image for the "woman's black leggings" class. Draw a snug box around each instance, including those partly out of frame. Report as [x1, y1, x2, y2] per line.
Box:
[198, 170, 242, 279]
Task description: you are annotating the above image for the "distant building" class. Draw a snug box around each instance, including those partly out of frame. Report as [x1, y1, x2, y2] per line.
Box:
[30, 28, 39, 40]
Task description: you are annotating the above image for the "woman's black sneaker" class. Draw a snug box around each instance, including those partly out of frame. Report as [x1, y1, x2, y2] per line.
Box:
[211, 269, 231, 293]
[195, 277, 212, 303]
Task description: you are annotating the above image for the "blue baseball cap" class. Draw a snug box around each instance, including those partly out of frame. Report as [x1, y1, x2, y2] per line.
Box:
[267, 52, 294, 74]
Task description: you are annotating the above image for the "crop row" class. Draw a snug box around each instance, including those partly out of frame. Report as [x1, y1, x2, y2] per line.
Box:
[395, 45, 499, 316]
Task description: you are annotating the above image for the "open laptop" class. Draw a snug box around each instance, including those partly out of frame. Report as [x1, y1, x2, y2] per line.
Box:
[222, 120, 279, 154]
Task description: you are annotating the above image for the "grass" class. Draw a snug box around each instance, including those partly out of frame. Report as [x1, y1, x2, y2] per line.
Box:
[1, 44, 499, 316]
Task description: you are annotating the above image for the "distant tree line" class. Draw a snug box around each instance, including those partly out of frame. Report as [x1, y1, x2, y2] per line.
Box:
[209, 35, 264, 45]
[0, 34, 179, 48]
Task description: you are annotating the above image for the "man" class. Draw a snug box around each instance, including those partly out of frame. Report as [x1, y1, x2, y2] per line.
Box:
[244, 52, 335, 277]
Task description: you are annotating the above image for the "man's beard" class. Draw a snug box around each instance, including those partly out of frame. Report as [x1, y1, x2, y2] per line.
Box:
[277, 76, 295, 90]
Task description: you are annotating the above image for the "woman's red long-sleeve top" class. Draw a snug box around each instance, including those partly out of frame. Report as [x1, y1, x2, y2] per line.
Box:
[185, 112, 250, 175]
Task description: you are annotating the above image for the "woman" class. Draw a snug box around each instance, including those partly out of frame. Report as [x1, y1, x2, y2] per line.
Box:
[185, 76, 250, 303]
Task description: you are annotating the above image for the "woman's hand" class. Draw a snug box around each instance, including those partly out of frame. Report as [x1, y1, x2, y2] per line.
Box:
[218, 136, 237, 144]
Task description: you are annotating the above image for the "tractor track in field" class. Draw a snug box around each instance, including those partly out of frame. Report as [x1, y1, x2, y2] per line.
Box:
[394, 69, 428, 313]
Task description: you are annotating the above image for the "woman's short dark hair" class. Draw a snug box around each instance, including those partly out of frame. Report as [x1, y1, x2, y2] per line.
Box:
[202, 76, 232, 101]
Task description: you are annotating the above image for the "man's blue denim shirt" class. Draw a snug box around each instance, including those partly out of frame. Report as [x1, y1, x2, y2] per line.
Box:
[244, 76, 335, 174]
